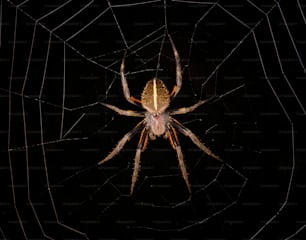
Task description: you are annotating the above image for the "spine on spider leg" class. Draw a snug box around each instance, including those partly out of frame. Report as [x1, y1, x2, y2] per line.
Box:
[98, 134, 130, 165]
[168, 126, 192, 193]
[183, 127, 222, 162]
[130, 149, 141, 195]
[170, 117, 222, 162]
[130, 128, 148, 195]
[97, 120, 146, 166]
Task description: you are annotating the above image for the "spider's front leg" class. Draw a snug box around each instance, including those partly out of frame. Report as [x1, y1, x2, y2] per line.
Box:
[130, 127, 149, 195]
[170, 117, 222, 162]
[98, 120, 145, 165]
[168, 125, 191, 193]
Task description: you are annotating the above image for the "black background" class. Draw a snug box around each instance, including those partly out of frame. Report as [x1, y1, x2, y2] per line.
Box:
[1, 0, 306, 239]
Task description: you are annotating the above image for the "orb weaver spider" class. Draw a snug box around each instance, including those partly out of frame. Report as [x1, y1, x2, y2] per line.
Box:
[98, 35, 222, 195]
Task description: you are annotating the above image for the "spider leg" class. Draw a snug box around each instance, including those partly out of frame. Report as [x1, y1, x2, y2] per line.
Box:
[170, 117, 222, 162]
[168, 34, 182, 99]
[168, 125, 191, 193]
[98, 120, 146, 165]
[100, 102, 144, 117]
[120, 51, 142, 106]
[130, 127, 149, 195]
[169, 97, 212, 115]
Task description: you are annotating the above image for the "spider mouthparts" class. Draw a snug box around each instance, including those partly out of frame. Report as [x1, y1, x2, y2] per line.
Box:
[153, 113, 160, 119]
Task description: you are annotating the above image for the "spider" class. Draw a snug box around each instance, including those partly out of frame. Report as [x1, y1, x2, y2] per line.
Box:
[98, 35, 222, 195]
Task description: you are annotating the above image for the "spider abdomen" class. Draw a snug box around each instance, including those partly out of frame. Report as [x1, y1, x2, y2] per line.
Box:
[141, 78, 170, 113]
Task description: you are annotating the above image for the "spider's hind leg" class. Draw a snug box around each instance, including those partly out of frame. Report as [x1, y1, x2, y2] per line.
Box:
[168, 34, 182, 99]
[120, 51, 142, 106]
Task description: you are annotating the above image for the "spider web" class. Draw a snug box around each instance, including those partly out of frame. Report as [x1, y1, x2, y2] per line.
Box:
[1, 0, 305, 239]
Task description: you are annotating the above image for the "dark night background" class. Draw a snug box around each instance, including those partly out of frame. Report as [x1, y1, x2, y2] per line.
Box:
[0, 0, 305, 239]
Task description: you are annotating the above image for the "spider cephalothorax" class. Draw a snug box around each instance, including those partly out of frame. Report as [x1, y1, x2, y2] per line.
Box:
[99, 35, 222, 195]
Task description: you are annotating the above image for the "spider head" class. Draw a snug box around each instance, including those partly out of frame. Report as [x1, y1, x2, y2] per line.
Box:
[146, 112, 168, 137]
[141, 78, 170, 114]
